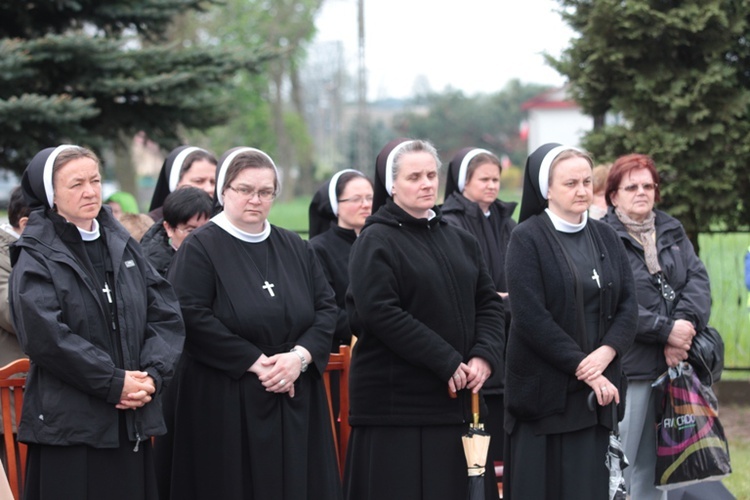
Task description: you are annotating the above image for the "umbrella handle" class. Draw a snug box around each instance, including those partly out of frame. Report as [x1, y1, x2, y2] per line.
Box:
[472, 392, 479, 427]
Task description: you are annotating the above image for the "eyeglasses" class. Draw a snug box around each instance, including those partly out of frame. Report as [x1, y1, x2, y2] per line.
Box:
[619, 183, 658, 193]
[175, 225, 198, 235]
[338, 195, 374, 205]
[654, 272, 675, 301]
[226, 185, 276, 201]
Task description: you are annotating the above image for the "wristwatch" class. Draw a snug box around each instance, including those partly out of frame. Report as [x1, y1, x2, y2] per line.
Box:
[290, 347, 308, 373]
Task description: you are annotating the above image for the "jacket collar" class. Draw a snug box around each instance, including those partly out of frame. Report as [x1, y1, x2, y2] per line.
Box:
[363, 198, 444, 231]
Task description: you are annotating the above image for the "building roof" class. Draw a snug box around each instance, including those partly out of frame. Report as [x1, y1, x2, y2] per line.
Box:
[521, 86, 579, 111]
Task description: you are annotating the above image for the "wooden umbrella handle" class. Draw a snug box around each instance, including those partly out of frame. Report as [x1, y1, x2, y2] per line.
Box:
[472, 392, 479, 427]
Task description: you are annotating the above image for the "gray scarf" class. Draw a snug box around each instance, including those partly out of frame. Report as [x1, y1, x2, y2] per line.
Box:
[615, 208, 661, 274]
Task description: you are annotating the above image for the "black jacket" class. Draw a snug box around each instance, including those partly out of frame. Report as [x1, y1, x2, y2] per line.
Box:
[441, 194, 517, 294]
[309, 224, 357, 349]
[603, 208, 711, 380]
[441, 194, 516, 395]
[346, 199, 505, 426]
[9, 208, 184, 447]
[504, 213, 637, 432]
[141, 220, 175, 278]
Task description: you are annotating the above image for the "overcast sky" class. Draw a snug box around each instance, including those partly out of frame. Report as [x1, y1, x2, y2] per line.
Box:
[313, 0, 577, 100]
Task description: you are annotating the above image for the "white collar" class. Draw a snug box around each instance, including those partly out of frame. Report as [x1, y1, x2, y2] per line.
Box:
[77, 218, 101, 241]
[545, 208, 587, 233]
[211, 212, 271, 242]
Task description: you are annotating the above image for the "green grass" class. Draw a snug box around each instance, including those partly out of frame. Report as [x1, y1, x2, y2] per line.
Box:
[724, 426, 750, 498]
[269, 196, 312, 236]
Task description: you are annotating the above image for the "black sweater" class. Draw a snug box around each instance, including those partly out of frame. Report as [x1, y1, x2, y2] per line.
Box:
[504, 213, 637, 433]
[346, 199, 504, 426]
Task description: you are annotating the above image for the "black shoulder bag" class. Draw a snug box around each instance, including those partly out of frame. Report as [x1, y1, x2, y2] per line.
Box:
[655, 271, 724, 385]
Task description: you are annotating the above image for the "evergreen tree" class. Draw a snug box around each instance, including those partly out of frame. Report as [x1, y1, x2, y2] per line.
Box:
[0, 0, 268, 174]
[550, 0, 750, 242]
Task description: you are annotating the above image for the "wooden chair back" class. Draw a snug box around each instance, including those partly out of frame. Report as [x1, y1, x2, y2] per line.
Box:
[323, 345, 351, 478]
[0, 358, 29, 500]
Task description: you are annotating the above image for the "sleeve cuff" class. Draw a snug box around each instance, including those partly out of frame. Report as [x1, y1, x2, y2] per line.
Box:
[106, 368, 126, 404]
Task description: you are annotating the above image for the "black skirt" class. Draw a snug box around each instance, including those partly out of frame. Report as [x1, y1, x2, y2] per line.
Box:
[344, 425, 499, 500]
[23, 414, 157, 500]
[503, 422, 609, 500]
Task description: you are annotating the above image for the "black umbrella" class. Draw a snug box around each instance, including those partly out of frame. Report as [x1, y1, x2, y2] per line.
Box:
[462, 392, 491, 500]
[588, 393, 629, 500]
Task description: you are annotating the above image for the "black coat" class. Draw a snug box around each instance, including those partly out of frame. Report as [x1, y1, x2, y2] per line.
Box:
[441, 194, 516, 293]
[346, 199, 505, 426]
[9, 208, 184, 447]
[141, 220, 175, 278]
[504, 213, 637, 432]
[441, 194, 515, 395]
[602, 208, 711, 380]
[309, 223, 357, 348]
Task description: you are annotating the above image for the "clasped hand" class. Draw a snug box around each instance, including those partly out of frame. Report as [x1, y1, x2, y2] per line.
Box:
[448, 357, 491, 395]
[663, 319, 695, 367]
[575, 346, 616, 382]
[250, 353, 303, 398]
[117, 371, 156, 410]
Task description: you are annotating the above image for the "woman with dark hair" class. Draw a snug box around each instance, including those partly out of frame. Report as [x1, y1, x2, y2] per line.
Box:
[344, 138, 504, 500]
[602, 153, 710, 500]
[141, 186, 213, 277]
[165, 147, 342, 500]
[148, 146, 217, 220]
[9, 145, 184, 500]
[441, 148, 515, 466]
[308, 169, 373, 348]
[0, 186, 30, 368]
[503, 143, 637, 499]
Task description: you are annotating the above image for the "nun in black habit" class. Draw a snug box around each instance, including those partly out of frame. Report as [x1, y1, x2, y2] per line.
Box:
[308, 169, 373, 348]
[164, 147, 342, 500]
[147, 145, 217, 220]
[343, 139, 504, 500]
[503, 143, 637, 499]
[441, 147, 516, 466]
[9, 145, 185, 500]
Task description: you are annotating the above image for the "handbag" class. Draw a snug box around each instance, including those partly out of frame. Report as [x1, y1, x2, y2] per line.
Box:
[652, 362, 731, 490]
[654, 271, 723, 385]
[687, 325, 724, 385]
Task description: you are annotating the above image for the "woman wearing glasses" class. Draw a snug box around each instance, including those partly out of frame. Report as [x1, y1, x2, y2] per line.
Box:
[602, 153, 711, 500]
[142, 186, 213, 277]
[164, 148, 342, 499]
[308, 169, 374, 349]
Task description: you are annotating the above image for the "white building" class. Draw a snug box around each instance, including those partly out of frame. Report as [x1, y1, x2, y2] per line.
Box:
[521, 87, 593, 155]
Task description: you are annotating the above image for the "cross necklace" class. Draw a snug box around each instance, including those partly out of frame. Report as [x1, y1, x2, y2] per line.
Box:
[234, 239, 276, 297]
[567, 227, 602, 290]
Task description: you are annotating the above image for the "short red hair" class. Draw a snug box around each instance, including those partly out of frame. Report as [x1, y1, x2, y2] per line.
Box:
[605, 153, 661, 206]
